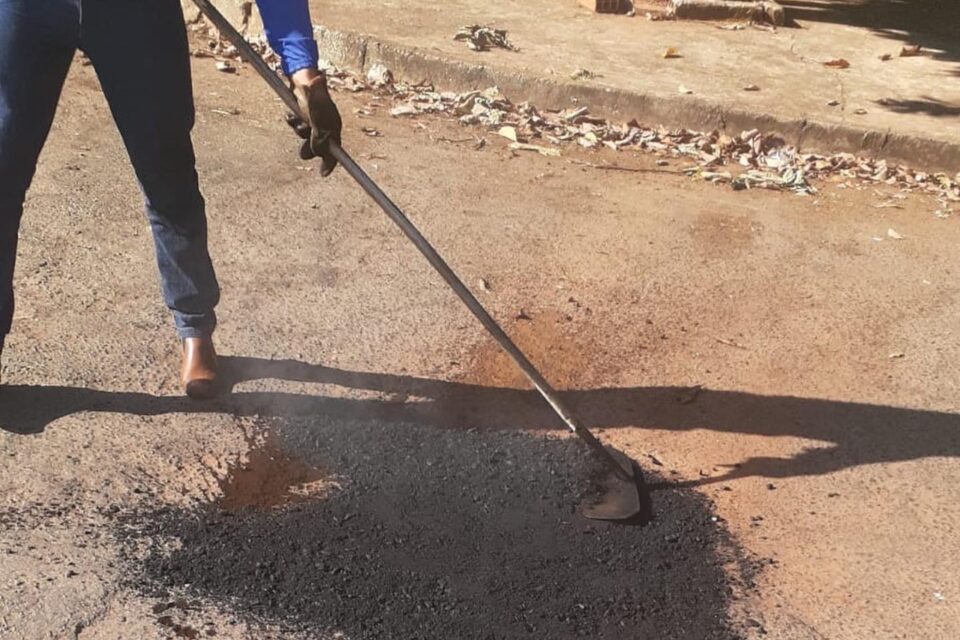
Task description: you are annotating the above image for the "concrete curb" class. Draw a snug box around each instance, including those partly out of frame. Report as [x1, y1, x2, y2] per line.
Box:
[314, 27, 959, 174]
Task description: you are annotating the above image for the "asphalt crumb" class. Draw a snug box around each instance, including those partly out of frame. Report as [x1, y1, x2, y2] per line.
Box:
[117, 417, 757, 639]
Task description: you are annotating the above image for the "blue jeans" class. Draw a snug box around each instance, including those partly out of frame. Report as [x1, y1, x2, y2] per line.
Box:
[0, 0, 219, 340]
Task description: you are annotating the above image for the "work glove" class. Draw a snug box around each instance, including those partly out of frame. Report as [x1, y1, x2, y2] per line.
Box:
[287, 74, 342, 177]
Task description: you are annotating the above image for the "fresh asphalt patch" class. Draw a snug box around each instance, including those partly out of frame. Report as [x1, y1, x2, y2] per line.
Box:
[116, 416, 759, 639]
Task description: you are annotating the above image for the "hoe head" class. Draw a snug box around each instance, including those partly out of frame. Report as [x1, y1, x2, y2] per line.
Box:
[580, 448, 653, 524]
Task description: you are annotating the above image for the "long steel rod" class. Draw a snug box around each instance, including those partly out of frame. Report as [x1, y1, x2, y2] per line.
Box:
[191, 0, 631, 480]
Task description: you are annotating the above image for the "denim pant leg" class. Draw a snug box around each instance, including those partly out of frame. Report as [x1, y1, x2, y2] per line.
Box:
[81, 0, 220, 339]
[0, 0, 79, 340]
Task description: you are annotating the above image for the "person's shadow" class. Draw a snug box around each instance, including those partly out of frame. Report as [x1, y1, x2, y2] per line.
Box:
[2, 355, 959, 486]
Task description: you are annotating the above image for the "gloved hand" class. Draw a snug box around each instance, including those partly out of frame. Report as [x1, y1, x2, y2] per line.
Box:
[286, 73, 342, 177]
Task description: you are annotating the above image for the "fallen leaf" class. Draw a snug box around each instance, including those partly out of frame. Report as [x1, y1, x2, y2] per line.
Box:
[365, 62, 394, 87]
[716, 337, 748, 349]
[827, 99, 840, 106]
[887, 228, 903, 239]
[678, 85, 693, 94]
[743, 84, 760, 91]
[570, 68, 600, 80]
[508, 142, 560, 157]
[823, 58, 850, 69]
[677, 385, 703, 405]
[497, 126, 519, 142]
[900, 44, 923, 57]
[389, 104, 419, 117]
[215, 60, 235, 73]
[361, 126, 381, 137]
[853, 108, 867, 115]
[663, 47, 681, 59]
[889, 352, 906, 359]
[478, 278, 491, 292]
[453, 25, 517, 52]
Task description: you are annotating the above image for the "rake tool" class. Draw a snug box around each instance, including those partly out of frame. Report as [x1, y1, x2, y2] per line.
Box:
[192, 0, 651, 522]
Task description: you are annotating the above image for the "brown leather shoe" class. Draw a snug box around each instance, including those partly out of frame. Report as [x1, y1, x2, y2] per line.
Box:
[181, 337, 219, 400]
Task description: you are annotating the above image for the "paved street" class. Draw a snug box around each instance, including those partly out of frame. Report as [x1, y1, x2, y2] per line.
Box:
[1, 44, 959, 638]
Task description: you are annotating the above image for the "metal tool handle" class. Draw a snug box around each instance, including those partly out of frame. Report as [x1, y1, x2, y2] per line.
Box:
[329, 146, 630, 478]
[191, 0, 631, 481]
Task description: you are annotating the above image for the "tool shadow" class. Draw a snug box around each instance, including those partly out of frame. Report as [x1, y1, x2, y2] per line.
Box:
[3, 355, 959, 485]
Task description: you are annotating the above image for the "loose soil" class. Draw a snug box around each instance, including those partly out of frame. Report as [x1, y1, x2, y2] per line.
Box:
[120, 418, 758, 639]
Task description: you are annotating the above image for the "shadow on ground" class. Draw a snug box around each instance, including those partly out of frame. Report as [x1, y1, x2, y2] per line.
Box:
[118, 417, 754, 639]
[782, 0, 960, 43]
[3, 356, 960, 486]
[783, 0, 960, 84]
[875, 96, 960, 117]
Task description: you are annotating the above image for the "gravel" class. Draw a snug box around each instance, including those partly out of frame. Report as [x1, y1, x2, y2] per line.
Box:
[118, 416, 754, 639]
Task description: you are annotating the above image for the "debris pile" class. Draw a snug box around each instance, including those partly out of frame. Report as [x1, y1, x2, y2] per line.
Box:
[669, 0, 787, 26]
[190, 19, 959, 211]
[384, 82, 958, 203]
[453, 25, 518, 52]
[188, 21, 282, 71]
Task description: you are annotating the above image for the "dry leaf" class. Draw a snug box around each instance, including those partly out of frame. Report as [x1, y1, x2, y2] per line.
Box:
[389, 104, 419, 117]
[497, 126, 519, 142]
[827, 99, 841, 106]
[509, 142, 560, 157]
[453, 25, 517, 52]
[743, 84, 760, 92]
[663, 47, 681, 59]
[365, 63, 394, 87]
[677, 385, 703, 405]
[900, 44, 923, 57]
[823, 58, 851, 69]
[887, 228, 903, 239]
[678, 85, 693, 94]
[570, 68, 600, 80]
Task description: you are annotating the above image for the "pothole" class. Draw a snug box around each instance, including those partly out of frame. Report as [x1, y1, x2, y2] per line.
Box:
[119, 417, 761, 639]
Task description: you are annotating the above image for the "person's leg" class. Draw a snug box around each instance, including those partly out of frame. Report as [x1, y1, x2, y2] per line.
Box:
[80, 0, 220, 340]
[0, 0, 79, 357]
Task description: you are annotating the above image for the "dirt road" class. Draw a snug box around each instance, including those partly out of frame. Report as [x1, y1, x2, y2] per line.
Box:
[1, 51, 959, 639]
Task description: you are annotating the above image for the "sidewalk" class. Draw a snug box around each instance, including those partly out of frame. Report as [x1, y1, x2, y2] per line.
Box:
[305, 0, 959, 172]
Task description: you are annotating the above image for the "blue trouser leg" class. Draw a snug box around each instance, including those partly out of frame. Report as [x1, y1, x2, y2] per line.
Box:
[0, 0, 79, 341]
[0, 0, 219, 342]
[81, 0, 220, 339]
